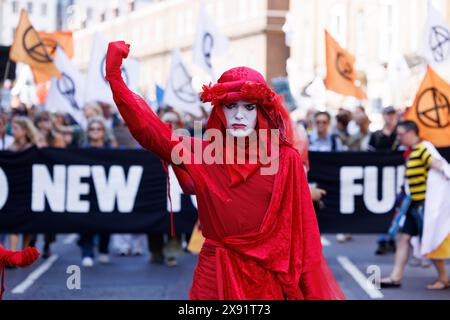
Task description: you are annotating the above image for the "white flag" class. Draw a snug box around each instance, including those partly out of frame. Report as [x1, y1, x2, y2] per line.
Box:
[164, 49, 202, 117]
[422, 4, 450, 66]
[85, 33, 140, 106]
[385, 53, 412, 107]
[11, 63, 38, 106]
[388, 53, 411, 82]
[45, 47, 85, 127]
[193, 5, 229, 80]
[282, 13, 295, 47]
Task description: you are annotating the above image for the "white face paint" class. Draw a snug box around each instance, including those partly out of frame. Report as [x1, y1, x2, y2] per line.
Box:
[222, 100, 258, 137]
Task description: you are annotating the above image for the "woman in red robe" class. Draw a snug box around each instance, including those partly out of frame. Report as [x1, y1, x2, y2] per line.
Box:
[106, 41, 345, 300]
[0, 247, 40, 299]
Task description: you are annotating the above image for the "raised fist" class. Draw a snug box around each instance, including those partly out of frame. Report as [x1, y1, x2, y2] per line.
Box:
[2, 247, 40, 267]
[105, 41, 130, 81]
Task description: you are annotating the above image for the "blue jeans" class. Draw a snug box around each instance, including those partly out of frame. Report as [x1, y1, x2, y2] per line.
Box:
[78, 234, 110, 258]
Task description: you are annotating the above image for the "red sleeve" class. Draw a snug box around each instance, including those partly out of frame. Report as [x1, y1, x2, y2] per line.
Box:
[299, 255, 345, 300]
[0, 247, 40, 267]
[0, 247, 40, 300]
[0, 247, 8, 265]
[173, 165, 196, 195]
[105, 41, 177, 163]
[298, 164, 345, 300]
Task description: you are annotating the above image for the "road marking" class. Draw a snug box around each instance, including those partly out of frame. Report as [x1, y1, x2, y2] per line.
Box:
[337, 255, 384, 299]
[63, 234, 78, 245]
[321, 236, 331, 247]
[11, 255, 59, 294]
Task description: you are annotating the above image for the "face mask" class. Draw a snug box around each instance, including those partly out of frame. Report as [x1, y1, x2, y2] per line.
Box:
[222, 100, 257, 138]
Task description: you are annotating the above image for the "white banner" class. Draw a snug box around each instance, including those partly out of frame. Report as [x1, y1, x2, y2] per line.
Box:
[192, 5, 229, 80]
[85, 33, 140, 106]
[164, 49, 201, 117]
[45, 47, 85, 127]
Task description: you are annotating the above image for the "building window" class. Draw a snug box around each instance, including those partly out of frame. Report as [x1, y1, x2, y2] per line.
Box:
[27, 2, 33, 14]
[41, 3, 48, 16]
[100, 12, 106, 22]
[11, 1, 18, 14]
[250, 0, 260, 18]
[431, 0, 445, 9]
[86, 7, 93, 20]
[409, 2, 419, 52]
[379, 1, 394, 61]
[216, 0, 225, 26]
[129, 0, 136, 12]
[330, 3, 347, 47]
[176, 11, 184, 37]
[239, 0, 248, 21]
[155, 19, 162, 43]
[355, 10, 366, 60]
[185, 9, 193, 33]
[114, 7, 120, 17]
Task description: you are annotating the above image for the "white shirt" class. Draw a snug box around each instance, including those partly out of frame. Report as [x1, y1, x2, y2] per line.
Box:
[0, 134, 14, 150]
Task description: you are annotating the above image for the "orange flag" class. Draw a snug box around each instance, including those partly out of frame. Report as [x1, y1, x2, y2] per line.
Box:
[33, 31, 74, 83]
[324, 30, 367, 100]
[9, 10, 60, 79]
[405, 66, 450, 147]
[38, 31, 73, 58]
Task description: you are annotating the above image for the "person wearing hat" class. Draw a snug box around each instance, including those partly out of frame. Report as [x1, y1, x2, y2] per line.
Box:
[369, 106, 399, 151]
[105, 41, 345, 300]
[371, 107, 400, 254]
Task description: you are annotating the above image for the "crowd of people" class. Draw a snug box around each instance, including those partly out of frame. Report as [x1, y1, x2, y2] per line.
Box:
[300, 104, 450, 290]
[302, 105, 400, 152]
[0, 97, 198, 269]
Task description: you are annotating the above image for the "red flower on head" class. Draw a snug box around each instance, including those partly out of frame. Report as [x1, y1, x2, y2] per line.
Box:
[200, 83, 227, 103]
[200, 84, 214, 102]
[240, 82, 275, 105]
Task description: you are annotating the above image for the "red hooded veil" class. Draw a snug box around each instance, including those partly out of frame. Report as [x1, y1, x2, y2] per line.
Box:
[105, 41, 344, 300]
[191, 67, 345, 299]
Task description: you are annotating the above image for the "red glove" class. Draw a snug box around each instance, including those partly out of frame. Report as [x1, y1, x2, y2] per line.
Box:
[1, 247, 40, 267]
[105, 41, 130, 81]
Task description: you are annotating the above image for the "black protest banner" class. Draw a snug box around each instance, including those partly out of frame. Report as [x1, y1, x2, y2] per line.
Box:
[1, 147, 449, 234]
[0, 147, 197, 234]
[308, 148, 450, 233]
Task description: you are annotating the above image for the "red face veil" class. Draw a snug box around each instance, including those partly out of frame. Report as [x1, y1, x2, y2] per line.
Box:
[200, 67, 295, 186]
[196, 68, 345, 300]
[201, 66, 294, 144]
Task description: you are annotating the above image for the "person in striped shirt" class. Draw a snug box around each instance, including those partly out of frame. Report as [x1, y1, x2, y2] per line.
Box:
[381, 121, 449, 290]
[406, 142, 433, 202]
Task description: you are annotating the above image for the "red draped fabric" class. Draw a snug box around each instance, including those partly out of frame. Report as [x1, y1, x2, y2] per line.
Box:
[106, 41, 345, 300]
[0, 247, 40, 300]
